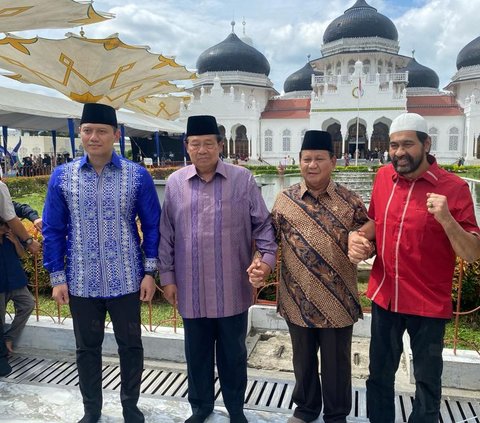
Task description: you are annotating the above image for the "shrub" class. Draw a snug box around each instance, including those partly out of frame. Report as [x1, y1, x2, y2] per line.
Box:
[148, 166, 180, 180]
[20, 221, 51, 294]
[452, 258, 480, 313]
[3, 176, 49, 197]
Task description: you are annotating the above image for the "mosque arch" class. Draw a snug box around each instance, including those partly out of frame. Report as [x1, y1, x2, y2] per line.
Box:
[371, 121, 389, 155]
[325, 122, 343, 158]
[231, 124, 249, 159]
[218, 125, 228, 157]
[347, 120, 367, 158]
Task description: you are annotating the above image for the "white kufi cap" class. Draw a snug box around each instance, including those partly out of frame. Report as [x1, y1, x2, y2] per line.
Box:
[389, 113, 428, 136]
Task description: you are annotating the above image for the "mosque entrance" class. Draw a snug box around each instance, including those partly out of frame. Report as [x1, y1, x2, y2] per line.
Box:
[218, 125, 227, 158]
[326, 122, 343, 158]
[233, 125, 249, 160]
[347, 123, 367, 158]
[371, 122, 390, 160]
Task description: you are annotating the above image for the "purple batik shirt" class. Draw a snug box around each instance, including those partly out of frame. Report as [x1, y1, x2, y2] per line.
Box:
[159, 160, 277, 319]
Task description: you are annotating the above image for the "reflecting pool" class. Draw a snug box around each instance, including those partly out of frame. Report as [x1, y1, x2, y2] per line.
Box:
[257, 173, 480, 223]
[256, 172, 375, 210]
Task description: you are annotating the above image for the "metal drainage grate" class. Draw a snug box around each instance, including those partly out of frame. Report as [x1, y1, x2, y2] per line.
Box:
[3, 355, 479, 422]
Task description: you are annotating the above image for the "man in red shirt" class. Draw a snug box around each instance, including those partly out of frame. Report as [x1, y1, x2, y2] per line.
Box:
[348, 113, 480, 423]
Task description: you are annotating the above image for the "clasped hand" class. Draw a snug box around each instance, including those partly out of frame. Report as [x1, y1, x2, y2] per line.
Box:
[246, 257, 271, 288]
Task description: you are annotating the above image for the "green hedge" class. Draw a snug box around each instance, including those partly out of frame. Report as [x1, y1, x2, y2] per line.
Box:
[3, 176, 49, 197]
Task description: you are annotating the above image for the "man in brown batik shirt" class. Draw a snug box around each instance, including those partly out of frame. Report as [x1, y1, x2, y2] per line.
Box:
[271, 130, 370, 423]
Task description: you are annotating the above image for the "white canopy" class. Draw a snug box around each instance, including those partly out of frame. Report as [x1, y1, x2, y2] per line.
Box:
[0, 86, 184, 137]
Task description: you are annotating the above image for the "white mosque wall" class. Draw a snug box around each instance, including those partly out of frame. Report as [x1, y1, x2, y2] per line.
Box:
[464, 94, 480, 160]
[425, 115, 465, 164]
[181, 75, 266, 159]
[259, 118, 309, 164]
[448, 66, 480, 108]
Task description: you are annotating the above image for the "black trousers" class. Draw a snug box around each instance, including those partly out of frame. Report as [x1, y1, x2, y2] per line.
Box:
[367, 302, 447, 423]
[69, 292, 144, 422]
[287, 321, 353, 423]
[183, 311, 248, 416]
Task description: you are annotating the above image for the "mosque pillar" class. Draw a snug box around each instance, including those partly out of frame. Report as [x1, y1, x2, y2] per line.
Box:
[343, 130, 349, 155]
[367, 121, 372, 152]
[226, 131, 230, 158]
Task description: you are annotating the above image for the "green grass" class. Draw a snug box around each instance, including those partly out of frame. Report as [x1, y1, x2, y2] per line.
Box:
[8, 291, 478, 351]
[7, 294, 183, 329]
[445, 316, 480, 350]
[357, 276, 480, 350]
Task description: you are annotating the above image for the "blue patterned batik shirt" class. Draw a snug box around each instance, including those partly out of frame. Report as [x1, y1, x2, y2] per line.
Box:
[43, 152, 161, 298]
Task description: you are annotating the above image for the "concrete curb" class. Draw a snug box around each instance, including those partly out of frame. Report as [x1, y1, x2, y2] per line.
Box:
[7, 304, 480, 390]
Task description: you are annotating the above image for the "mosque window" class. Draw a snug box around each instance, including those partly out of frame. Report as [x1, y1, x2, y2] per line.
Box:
[377, 60, 383, 74]
[264, 129, 273, 152]
[326, 64, 332, 75]
[348, 60, 355, 75]
[429, 127, 438, 151]
[448, 127, 459, 151]
[363, 59, 370, 74]
[282, 129, 291, 152]
[336, 61, 341, 75]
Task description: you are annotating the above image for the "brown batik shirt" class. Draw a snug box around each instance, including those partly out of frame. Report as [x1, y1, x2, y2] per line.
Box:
[272, 179, 369, 328]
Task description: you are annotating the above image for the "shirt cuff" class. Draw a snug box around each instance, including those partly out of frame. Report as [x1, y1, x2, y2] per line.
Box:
[144, 257, 158, 272]
[159, 271, 176, 287]
[50, 270, 67, 287]
[261, 253, 277, 272]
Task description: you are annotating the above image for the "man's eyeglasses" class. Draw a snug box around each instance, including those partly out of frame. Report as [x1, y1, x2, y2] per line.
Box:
[187, 142, 218, 151]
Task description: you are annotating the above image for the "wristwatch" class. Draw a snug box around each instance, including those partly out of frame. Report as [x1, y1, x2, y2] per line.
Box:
[144, 271, 156, 277]
[22, 237, 33, 248]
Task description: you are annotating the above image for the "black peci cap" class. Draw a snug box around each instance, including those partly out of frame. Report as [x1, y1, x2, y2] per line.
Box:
[301, 130, 333, 152]
[80, 103, 118, 128]
[186, 115, 220, 137]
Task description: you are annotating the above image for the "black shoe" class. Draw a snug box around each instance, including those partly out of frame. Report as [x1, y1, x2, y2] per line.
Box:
[123, 405, 145, 423]
[77, 412, 101, 423]
[230, 413, 248, 423]
[0, 358, 12, 377]
[185, 412, 212, 423]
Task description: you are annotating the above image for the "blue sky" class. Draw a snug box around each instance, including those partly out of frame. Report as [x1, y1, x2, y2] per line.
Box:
[3, 0, 480, 97]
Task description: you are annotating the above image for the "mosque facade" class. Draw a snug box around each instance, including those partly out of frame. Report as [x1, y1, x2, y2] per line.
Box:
[180, 0, 480, 165]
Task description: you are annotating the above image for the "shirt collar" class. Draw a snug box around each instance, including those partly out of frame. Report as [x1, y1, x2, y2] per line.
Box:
[392, 154, 440, 186]
[300, 178, 335, 199]
[80, 151, 122, 170]
[185, 159, 227, 180]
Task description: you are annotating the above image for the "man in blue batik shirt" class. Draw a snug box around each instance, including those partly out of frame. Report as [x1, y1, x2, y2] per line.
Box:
[43, 103, 161, 423]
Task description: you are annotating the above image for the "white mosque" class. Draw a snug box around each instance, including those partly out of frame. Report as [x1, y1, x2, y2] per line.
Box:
[179, 0, 480, 165]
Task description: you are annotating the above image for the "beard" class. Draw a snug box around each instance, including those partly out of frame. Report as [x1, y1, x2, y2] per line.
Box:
[391, 153, 424, 175]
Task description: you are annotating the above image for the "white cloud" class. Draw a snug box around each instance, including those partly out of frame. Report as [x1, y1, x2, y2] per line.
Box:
[1, 0, 479, 95]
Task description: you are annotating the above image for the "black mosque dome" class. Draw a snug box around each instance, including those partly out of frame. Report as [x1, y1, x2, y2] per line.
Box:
[284, 63, 319, 93]
[456, 35, 480, 70]
[323, 0, 398, 44]
[400, 58, 439, 89]
[196, 32, 270, 76]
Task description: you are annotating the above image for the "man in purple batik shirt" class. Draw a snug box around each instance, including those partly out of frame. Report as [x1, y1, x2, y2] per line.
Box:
[159, 115, 277, 423]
